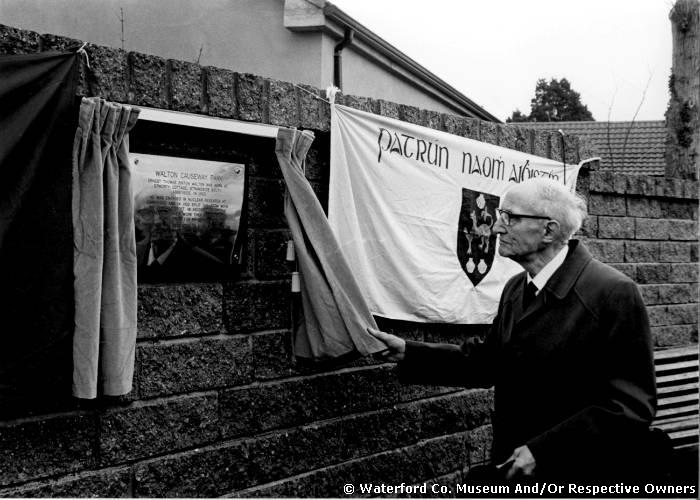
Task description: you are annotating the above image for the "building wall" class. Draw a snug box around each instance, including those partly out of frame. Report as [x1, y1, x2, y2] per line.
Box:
[339, 42, 458, 114]
[0, 0, 324, 87]
[0, 24, 697, 497]
[0, 0, 476, 116]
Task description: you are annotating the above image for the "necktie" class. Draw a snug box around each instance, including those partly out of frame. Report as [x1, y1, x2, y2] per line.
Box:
[523, 281, 538, 308]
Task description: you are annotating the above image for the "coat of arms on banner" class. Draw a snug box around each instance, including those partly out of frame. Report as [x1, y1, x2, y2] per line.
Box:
[456, 189, 500, 286]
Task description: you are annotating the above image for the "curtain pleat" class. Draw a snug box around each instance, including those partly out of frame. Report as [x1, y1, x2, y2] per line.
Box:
[72, 97, 140, 399]
[276, 128, 386, 359]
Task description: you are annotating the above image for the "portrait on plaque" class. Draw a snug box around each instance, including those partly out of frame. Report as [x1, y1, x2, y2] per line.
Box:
[130, 153, 245, 282]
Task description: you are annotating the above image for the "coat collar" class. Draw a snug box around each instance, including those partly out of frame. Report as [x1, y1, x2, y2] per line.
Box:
[542, 240, 592, 300]
[510, 240, 592, 323]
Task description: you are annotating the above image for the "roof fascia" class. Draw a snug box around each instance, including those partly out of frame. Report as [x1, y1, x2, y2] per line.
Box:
[284, 0, 500, 122]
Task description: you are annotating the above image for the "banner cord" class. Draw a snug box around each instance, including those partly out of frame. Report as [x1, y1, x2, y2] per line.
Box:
[293, 84, 334, 105]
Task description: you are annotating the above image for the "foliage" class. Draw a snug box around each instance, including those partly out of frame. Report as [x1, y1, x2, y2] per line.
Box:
[507, 78, 594, 122]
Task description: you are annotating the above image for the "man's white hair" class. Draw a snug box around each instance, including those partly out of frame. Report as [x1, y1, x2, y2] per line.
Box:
[509, 178, 587, 241]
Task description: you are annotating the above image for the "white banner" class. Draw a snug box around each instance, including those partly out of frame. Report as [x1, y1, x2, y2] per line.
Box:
[329, 104, 581, 324]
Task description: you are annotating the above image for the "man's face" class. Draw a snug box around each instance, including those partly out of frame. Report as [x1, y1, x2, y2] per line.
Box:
[493, 191, 548, 263]
[134, 197, 180, 245]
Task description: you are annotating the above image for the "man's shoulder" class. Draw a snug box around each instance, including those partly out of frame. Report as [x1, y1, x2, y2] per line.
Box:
[502, 270, 527, 296]
[575, 255, 641, 307]
[581, 256, 635, 287]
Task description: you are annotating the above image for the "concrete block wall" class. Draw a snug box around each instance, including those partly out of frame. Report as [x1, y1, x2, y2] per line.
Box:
[578, 173, 699, 347]
[0, 24, 697, 497]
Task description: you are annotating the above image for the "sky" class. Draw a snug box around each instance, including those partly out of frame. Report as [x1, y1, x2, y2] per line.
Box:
[331, 0, 674, 123]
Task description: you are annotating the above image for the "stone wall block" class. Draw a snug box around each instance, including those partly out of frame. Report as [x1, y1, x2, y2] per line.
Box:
[0, 414, 96, 486]
[236, 73, 264, 122]
[479, 121, 498, 146]
[0, 468, 131, 498]
[137, 336, 253, 398]
[442, 114, 465, 136]
[533, 130, 550, 158]
[636, 264, 672, 284]
[239, 431, 476, 498]
[661, 200, 697, 220]
[653, 325, 699, 347]
[498, 125, 517, 150]
[204, 66, 236, 118]
[670, 263, 699, 283]
[589, 194, 627, 216]
[577, 216, 598, 238]
[297, 84, 326, 131]
[418, 391, 493, 438]
[137, 284, 223, 339]
[99, 395, 219, 463]
[40, 33, 81, 51]
[630, 176, 658, 197]
[254, 229, 292, 279]
[133, 442, 250, 497]
[668, 219, 698, 241]
[0, 24, 40, 54]
[659, 242, 692, 262]
[657, 284, 697, 304]
[589, 172, 615, 193]
[463, 117, 480, 140]
[219, 366, 421, 439]
[466, 424, 493, 465]
[344, 94, 378, 114]
[127, 51, 168, 108]
[578, 136, 598, 162]
[268, 79, 298, 127]
[624, 241, 660, 263]
[398, 103, 423, 125]
[247, 178, 286, 228]
[168, 59, 202, 113]
[223, 281, 290, 333]
[682, 180, 700, 199]
[548, 132, 563, 161]
[515, 127, 529, 152]
[635, 218, 669, 240]
[252, 330, 294, 380]
[442, 115, 478, 140]
[663, 178, 685, 198]
[639, 284, 660, 305]
[598, 216, 635, 239]
[378, 99, 400, 120]
[564, 134, 580, 164]
[423, 110, 442, 130]
[627, 198, 662, 218]
[610, 263, 637, 280]
[585, 239, 625, 262]
[85, 44, 128, 102]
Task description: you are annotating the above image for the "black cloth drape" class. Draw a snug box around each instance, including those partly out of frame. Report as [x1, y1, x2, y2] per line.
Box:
[0, 51, 79, 410]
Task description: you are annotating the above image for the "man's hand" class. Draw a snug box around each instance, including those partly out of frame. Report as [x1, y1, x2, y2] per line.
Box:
[367, 328, 406, 362]
[501, 445, 536, 480]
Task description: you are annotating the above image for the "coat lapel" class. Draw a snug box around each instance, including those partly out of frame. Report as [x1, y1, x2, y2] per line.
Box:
[516, 240, 592, 324]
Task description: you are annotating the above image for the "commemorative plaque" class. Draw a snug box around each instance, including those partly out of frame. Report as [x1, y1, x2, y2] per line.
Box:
[130, 153, 245, 282]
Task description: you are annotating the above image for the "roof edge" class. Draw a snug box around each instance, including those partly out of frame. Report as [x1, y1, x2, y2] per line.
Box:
[284, 0, 500, 122]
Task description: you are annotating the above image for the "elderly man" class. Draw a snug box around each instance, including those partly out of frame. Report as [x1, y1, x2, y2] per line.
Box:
[371, 177, 656, 482]
[134, 187, 224, 282]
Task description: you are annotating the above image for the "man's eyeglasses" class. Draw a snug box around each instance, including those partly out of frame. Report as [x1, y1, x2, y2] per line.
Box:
[496, 208, 551, 226]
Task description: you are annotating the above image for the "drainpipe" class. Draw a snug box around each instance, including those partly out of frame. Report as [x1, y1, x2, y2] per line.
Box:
[333, 27, 354, 90]
[557, 129, 567, 185]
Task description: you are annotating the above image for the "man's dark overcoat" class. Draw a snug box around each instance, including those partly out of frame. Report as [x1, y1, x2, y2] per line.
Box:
[398, 240, 657, 480]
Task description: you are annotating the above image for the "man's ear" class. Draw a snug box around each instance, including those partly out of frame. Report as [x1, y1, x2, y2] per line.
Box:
[542, 219, 561, 243]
